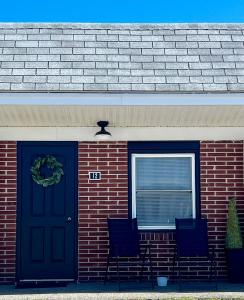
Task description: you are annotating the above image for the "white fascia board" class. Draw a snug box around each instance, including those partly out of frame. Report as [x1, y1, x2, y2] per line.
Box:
[0, 126, 244, 141]
[0, 92, 243, 106]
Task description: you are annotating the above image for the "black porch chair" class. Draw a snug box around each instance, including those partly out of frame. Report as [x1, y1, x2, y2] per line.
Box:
[104, 218, 154, 289]
[173, 218, 217, 289]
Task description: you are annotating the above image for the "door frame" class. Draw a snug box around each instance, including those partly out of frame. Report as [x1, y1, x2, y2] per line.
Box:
[16, 141, 78, 283]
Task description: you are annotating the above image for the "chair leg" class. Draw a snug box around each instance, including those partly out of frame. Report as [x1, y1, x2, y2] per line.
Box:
[116, 257, 120, 291]
[172, 252, 176, 283]
[104, 255, 110, 285]
[209, 256, 213, 282]
[178, 257, 182, 291]
[210, 254, 217, 290]
[139, 255, 146, 283]
[213, 257, 217, 290]
[148, 246, 154, 289]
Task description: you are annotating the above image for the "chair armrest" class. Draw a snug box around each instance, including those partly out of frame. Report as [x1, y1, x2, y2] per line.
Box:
[109, 243, 120, 257]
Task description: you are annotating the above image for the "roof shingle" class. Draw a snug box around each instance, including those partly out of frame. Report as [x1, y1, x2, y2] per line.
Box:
[0, 23, 244, 92]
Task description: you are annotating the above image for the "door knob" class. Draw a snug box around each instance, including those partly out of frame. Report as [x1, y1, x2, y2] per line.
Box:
[66, 217, 72, 223]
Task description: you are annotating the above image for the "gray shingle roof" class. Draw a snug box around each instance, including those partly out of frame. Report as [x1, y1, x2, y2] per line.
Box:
[0, 23, 244, 93]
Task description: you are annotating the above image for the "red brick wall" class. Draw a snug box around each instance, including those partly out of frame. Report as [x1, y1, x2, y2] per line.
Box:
[0, 142, 16, 284]
[77, 140, 244, 281]
[0, 140, 243, 283]
[201, 141, 244, 279]
[78, 142, 128, 280]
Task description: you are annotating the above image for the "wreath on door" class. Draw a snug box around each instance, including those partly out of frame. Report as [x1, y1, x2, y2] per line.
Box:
[31, 155, 64, 187]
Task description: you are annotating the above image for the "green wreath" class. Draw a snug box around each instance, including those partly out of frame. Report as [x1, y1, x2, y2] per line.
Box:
[31, 155, 64, 187]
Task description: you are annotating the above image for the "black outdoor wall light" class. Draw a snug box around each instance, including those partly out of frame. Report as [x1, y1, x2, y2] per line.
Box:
[95, 121, 112, 140]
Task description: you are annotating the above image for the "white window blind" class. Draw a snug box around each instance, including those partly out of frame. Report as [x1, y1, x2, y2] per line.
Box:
[132, 154, 195, 229]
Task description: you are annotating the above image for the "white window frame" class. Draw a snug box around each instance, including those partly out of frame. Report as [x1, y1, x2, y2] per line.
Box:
[131, 153, 196, 230]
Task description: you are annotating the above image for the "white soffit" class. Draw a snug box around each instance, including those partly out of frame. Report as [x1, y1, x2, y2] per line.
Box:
[0, 92, 243, 127]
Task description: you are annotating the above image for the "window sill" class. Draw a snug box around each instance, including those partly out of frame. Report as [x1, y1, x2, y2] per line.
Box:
[138, 228, 176, 233]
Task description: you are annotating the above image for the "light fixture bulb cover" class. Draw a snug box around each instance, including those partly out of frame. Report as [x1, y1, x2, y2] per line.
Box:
[95, 120, 111, 139]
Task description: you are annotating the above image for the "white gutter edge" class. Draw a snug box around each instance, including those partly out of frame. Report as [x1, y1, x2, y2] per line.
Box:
[0, 92, 243, 106]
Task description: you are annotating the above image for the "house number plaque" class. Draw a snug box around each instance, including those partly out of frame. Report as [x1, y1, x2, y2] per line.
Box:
[89, 172, 101, 180]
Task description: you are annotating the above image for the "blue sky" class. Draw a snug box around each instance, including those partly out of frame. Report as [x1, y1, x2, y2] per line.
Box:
[1, 0, 244, 22]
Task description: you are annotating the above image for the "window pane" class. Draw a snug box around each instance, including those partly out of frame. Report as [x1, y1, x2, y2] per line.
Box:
[136, 157, 192, 190]
[136, 191, 193, 227]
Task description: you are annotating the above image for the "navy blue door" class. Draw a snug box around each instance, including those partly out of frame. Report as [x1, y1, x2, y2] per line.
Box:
[17, 142, 77, 281]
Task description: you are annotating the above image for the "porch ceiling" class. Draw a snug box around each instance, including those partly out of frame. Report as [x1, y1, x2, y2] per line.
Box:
[0, 104, 244, 127]
[0, 92, 244, 127]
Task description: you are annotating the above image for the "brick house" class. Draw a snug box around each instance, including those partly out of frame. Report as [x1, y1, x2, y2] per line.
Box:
[0, 22, 244, 284]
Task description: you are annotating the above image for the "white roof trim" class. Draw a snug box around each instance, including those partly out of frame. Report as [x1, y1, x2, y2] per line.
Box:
[0, 126, 244, 141]
[0, 92, 243, 106]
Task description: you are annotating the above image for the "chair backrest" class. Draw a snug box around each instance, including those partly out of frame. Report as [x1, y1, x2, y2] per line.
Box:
[107, 218, 140, 257]
[175, 218, 209, 257]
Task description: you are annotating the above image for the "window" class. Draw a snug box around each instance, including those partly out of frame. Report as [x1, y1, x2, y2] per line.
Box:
[131, 152, 197, 230]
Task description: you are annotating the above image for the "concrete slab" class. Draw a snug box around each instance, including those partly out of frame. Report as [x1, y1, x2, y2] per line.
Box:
[0, 282, 243, 300]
